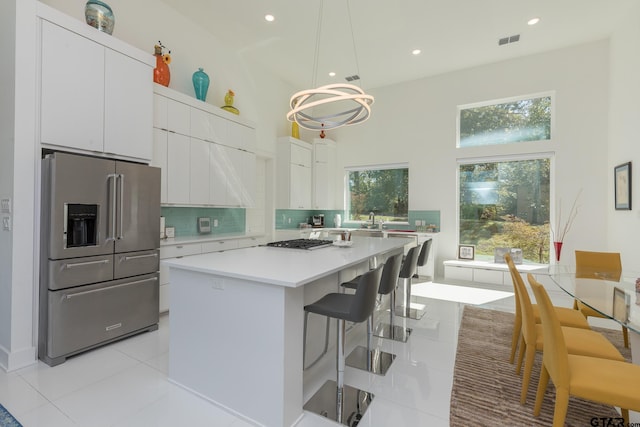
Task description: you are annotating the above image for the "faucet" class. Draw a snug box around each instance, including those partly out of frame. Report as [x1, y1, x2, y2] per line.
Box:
[369, 211, 376, 228]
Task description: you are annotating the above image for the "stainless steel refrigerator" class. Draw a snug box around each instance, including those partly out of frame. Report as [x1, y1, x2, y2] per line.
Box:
[39, 151, 161, 366]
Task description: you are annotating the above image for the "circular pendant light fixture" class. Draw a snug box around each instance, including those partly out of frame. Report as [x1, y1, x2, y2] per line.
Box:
[287, 0, 374, 131]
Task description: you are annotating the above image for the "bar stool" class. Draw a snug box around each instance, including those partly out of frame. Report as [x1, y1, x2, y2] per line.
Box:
[341, 253, 403, 374]
[413, 238, 432, 279]
[303, 266, 383, 425]
[395, 244, 426, 320]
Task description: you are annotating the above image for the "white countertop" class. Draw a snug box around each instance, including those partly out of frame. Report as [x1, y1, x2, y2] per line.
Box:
[163, 236, 406, 288]
[444, 259, 548, 272]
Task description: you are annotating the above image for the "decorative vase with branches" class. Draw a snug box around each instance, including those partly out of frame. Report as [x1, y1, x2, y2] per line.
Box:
[551, 190, 581, 262]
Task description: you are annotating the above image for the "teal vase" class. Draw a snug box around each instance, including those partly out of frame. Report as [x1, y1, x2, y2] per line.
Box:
[192, 68, 210, 101]
[85, 1, 115, 35]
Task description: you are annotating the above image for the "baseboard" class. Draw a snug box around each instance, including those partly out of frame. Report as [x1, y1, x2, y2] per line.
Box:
[0, 343, 37, 372]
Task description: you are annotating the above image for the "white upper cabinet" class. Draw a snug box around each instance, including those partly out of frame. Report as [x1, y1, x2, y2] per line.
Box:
[39, 18, 154, 161]
[151, 128, 168, 203]
[166, 132, 191, 205]
[40, 21, 104, 153]
[189, 138, 210, 205]
[276, 137, 312, 209]
[152, 85, 257, 207]
[104, 48, 153, 159]
[312, 138, 337, 209]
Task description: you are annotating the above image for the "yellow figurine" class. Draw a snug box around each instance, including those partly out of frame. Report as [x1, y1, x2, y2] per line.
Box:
[221, 89, 239, 115]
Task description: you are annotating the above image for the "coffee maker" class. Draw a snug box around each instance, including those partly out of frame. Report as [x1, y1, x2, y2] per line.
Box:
[311, 214, 325, 228]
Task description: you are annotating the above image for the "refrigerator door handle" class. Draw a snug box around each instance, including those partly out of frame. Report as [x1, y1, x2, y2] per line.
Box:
[63, 259, 110, 269]
[106, 173, 118, 242]
[121, 253, 158, 261]
[117, 173, 125, 240]
[64, 276, 158, 299]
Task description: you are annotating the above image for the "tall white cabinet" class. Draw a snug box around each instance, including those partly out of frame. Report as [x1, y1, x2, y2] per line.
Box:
[276, 137, 312, 209]
[151, 85, 257, 207]
[39, 10, 154, 161]
[312, 138, 337, 209]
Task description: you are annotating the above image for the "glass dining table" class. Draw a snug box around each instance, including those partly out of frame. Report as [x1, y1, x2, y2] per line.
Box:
[544, 266, 640, 363]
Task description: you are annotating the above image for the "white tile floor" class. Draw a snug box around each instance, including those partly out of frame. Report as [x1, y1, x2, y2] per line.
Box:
[0, 281, 516, 427]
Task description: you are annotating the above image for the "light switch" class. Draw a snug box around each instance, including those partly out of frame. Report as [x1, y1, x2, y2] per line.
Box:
[2, 216, 11, 231]
[213, 219, 219, 227]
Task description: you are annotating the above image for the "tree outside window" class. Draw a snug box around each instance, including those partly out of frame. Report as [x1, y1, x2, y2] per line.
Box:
[347, 167, 408, 223]
[458, 95, 552, 147]
[459, 158, 551, 263]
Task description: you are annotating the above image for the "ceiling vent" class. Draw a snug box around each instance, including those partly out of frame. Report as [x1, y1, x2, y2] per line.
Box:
[498, 34, 520, 46]
[345, 74, 360, 82]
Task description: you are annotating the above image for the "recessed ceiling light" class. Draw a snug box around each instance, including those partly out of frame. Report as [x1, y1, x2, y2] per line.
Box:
[329, 72, 336, 77]
[265, 14, 275, 22]
[527, 17, 540, 26]
[412, 49, 421, 56]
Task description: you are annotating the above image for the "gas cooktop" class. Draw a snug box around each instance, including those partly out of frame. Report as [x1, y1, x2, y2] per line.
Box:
[265, 239, 333, 250]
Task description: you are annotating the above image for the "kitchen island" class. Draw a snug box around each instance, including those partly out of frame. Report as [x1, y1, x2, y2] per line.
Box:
[163, 237, 406, 427]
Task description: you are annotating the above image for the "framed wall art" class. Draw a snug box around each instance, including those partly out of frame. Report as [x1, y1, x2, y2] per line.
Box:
[458, 244, 475, 260]
[614, 162, 632, 210]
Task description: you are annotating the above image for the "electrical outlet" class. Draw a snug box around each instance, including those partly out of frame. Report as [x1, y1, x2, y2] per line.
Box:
[1, 198, 10, 213]
[414, 220, 420, 226]
[210, 278, 224, 290]
[2, 216, 11, 231]
[213, 219, 219, 227]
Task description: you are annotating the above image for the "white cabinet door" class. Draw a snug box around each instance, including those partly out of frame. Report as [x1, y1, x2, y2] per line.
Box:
[40, 20, 104, 152]
[242, 151, 256, 207]
[209, 143, 229, 206]
[228, 121, 256, 151]
[191, 107, 228, 144]
[166, 99, 190, 135]
[166, 133, 190, 204]
[151, 129, 168, 203]
[190, 138, 210, 205]
[225, 146, 244, 207]
[290, 163, 311, 209]
[153, 94, 168, 129]
[291, 143, 312, 167]
[313, 161, 329, 209]
[104, 48, 153, 160]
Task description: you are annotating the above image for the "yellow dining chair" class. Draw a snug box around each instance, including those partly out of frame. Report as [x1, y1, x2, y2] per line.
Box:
[504, 254, 590, 365]
[574, 250, 628, 347]
[507, 256, 624, 404]
[529, 274, 640, 427]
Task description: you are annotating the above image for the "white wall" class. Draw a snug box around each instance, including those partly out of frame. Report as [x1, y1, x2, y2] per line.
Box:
[331, 41, 611, 277]
[607, 3, 640, 267]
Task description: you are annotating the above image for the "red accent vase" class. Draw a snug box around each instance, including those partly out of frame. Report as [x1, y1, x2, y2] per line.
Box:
[153, 54, 170, 87]
[553, 241, 563, 262]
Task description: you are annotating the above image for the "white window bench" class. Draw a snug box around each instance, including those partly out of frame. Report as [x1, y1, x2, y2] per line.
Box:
[443, 259, 548, 287]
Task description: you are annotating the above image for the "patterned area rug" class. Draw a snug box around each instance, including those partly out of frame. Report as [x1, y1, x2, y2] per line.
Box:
[0, 404, 22, 427]
[450, 306, 630, 426]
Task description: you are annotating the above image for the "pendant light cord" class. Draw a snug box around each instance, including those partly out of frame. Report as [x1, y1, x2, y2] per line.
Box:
[311, 0, 324, 88]
[346, 0, 362, 86]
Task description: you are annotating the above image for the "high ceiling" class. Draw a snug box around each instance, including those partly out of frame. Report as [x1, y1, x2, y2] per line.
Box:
[159, 0, 636, 90]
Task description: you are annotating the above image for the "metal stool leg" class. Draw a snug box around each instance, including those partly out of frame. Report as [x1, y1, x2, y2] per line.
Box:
[303, 311, 331, 370]
[372, 287, 412, 343]
[336, 318, 346, 423]
[395, 277, 426, 320]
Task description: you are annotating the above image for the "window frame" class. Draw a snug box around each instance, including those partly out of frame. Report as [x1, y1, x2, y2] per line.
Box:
[344, 162, 410, 225]
[456, 91, 556, 148]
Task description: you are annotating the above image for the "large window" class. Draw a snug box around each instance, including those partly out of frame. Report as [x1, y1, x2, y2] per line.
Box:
[459, 157, 551, 263]
[347, 165, 408, 223]
[458, 94, 552, 147]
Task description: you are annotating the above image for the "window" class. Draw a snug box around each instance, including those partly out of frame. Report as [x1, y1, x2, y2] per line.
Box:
[459, 157, 551, 263]
[346, 165, 408, 223]
[458, 94, 552, 147]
